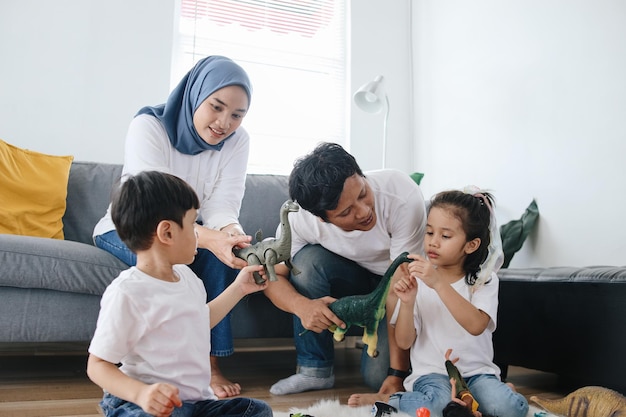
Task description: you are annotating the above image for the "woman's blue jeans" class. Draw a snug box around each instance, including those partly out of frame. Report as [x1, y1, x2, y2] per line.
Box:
[289, 244, 389, 390]
[94, 230, 237, 356]
[388, 372, 528, 417]
[100, 392, 272, 417]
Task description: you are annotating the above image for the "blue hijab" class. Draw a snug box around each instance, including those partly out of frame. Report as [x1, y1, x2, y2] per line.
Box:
[136, 56, 252, 155]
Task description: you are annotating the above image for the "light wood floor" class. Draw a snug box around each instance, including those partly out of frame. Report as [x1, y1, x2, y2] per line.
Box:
[0, 339, 567, 417]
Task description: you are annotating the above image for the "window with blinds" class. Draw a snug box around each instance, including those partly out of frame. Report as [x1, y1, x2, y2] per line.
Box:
[173, 0, 348, 174]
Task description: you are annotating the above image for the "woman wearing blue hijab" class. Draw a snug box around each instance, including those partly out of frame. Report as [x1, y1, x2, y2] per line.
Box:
[93, 56, 253, 398]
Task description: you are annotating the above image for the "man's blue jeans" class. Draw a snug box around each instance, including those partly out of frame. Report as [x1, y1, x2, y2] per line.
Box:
[94, 230, 237, 356]
[289, 244, 390, 389]
[389, 372, 528, 417]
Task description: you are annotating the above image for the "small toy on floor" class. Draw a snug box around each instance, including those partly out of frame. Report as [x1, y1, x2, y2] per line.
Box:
[371, 401, 398, 417]
[442, 349, 497, 417]
[416, 407, 431, 417]
[530, 385, 626, 417]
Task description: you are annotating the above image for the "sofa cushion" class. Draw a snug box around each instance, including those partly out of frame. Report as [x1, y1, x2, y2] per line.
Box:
[0, 139, 74, 239]
[239, 174, 290, 240]
[0, 287, 103, 342]
[63, 161, 123, 245]
[0, 234, 127, 295]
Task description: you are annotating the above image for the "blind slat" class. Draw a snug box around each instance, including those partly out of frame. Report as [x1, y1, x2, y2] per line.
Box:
[174, 0, 347, 174]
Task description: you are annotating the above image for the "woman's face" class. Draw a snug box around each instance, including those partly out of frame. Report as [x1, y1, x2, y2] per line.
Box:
[193, 85, 249, 146]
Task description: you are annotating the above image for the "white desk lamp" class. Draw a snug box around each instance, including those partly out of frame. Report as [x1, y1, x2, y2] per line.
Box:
[353, 75, 389, 168]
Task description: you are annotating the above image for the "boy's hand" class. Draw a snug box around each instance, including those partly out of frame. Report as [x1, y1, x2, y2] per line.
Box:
[136, 382, 182, 417]
[236, 265, 269, 294]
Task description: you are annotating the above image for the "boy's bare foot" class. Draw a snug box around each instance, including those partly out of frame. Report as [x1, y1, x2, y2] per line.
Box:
[210, 356, 241, 398]
[347, 375, 404, 407]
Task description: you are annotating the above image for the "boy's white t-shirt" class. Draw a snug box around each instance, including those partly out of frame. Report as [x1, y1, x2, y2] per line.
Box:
[403, 272, 501, 390]
[89, 265, 216, 402]
[283, 169, 426, 276]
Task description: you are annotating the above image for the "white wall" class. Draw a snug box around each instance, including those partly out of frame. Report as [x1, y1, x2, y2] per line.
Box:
[411, 1, 626, 267]
[0, 0, 411, 169]
[350, 0, 415, 174]
[1, 1, 624, 268]
[0, 0, 174, 162]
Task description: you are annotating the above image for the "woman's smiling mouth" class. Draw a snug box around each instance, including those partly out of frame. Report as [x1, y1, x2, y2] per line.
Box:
[209, 126, 225, 137]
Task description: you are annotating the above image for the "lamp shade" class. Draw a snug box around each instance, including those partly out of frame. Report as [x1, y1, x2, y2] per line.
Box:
[353, 75, 385, 113]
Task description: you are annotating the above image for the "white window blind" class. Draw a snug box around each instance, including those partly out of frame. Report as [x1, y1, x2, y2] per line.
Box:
[173, 0, 348, 174]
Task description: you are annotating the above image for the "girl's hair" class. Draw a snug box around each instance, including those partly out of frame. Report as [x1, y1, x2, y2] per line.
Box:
[429, 189, 495, 285]
[111, 171, 200, 252]
[288, 142, 364, 222]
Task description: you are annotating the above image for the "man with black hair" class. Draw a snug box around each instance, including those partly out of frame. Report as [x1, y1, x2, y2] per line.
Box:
[264, 142, 427, 400]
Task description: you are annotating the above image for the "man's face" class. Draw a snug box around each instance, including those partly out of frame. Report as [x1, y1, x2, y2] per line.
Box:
[324, 174, 376, 232]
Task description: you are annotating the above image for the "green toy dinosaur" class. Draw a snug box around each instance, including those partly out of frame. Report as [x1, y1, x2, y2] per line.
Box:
[327, 251, 411, 357]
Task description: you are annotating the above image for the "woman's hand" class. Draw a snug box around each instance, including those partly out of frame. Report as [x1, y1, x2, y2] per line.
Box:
[195, 225, 251, 269]
[221, 223, 245, 239]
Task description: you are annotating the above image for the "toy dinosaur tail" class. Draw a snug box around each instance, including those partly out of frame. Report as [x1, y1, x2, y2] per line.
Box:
[373, 251, 411, 303]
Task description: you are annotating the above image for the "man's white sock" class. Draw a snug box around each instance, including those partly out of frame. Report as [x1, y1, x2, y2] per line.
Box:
[269, 373, 335, 395]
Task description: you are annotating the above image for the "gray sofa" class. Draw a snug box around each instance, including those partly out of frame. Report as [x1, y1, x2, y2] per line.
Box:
[0, 161, 294, 349]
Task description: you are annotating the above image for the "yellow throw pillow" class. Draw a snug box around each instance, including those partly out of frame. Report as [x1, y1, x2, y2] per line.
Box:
[0, 139, 74, 239]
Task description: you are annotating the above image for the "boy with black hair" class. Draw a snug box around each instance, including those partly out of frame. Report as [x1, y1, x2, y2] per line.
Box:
[87, 171, 272, 417]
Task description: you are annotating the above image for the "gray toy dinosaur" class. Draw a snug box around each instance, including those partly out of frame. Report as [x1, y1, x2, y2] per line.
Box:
[233, 199, 300, 284]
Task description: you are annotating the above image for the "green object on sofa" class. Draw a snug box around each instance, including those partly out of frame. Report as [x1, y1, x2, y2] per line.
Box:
[499, 199, 539, 268]
[410, 172, 424, 185]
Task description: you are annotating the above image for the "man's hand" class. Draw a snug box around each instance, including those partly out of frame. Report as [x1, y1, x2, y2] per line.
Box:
[295, 297, 346, 333]
[136, 382, 182, 417]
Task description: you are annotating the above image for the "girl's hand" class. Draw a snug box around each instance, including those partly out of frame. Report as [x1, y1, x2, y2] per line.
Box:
[136, 382, 182, 417]
[407, 255, 441, 290]
[445, 348, 459, 364]
[393, 274, 417, 303]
